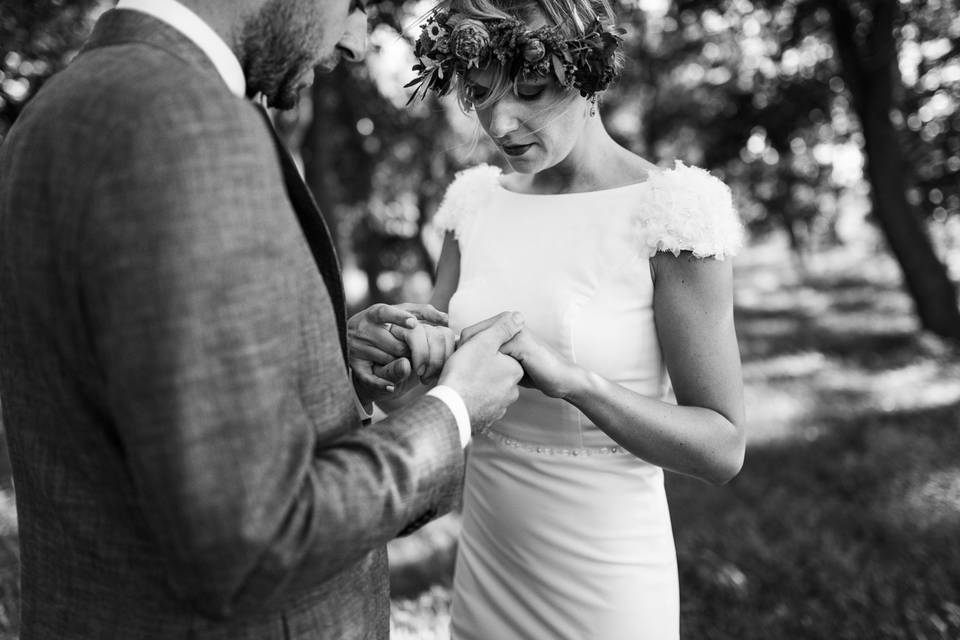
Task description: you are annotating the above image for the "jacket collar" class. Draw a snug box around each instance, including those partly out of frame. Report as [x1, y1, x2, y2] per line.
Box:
[80, 8, 234, 95]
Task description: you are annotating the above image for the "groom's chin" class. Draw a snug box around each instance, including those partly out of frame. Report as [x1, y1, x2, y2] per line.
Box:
[265, 74, 312, 111]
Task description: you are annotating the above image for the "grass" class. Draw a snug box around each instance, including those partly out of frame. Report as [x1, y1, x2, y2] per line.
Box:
[2, 236, 960, 639]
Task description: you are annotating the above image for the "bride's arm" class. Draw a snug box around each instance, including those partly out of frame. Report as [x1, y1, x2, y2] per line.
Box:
[430, 232, 461, 312]
[500, 250, 745, 485]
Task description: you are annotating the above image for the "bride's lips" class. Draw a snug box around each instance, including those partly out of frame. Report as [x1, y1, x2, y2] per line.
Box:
[501, 143, 534, 157]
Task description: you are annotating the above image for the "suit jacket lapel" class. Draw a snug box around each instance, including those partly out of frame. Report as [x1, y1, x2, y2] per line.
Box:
[257, 108, 349, 366]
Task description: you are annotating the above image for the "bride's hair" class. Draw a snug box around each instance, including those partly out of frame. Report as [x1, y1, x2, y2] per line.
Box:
[447, 0, 623, 112]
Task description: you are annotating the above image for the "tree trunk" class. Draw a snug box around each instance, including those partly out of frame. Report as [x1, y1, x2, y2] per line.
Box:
[829, 0, 960, 340]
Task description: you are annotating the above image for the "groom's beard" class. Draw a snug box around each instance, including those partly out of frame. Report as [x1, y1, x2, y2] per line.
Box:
[237, 0, 327, 110]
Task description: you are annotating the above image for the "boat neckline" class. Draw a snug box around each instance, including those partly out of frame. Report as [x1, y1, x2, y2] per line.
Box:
[494, 172, 663, 197]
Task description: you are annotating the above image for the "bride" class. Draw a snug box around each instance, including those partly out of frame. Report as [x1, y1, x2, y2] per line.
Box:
[351, 0, 746, 636]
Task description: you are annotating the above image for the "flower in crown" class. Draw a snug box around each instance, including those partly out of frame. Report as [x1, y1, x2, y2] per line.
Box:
[522, 38, 546, 63]
[426, 20, 447, 42]
[406, 8, 625, 105]
[450, 19, 490, 68]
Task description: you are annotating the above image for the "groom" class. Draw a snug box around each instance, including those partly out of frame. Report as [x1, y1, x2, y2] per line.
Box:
[0, 0, 523, 638]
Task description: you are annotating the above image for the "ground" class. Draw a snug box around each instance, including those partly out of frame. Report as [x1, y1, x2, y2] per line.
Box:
[1, 236, 959, 639]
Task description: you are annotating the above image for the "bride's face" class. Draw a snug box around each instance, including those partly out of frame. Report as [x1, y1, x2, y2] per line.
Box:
[467, 70, 591, 174]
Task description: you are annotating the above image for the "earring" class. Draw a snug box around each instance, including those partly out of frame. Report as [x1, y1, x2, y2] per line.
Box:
[589, 96, 598, 117]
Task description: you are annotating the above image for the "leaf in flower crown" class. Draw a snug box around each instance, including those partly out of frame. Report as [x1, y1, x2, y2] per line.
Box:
[550, 54, 567, 86]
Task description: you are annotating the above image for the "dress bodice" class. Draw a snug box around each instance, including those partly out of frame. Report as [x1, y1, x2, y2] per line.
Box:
[436, 163, 742, 452]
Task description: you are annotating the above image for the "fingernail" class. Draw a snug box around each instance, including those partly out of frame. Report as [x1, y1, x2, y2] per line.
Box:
[405, 318, 417, 328]
[511, 312, 524, 326]
[385, 385, 395, 393]
[418, 365, 426, 377]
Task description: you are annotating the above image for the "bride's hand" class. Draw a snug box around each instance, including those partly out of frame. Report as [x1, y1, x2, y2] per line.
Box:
[348, 302, 449, 405]
[498, 329, 583, 399]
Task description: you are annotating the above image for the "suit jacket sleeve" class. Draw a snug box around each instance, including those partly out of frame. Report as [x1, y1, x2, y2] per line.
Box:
[80, 90, 464, 618]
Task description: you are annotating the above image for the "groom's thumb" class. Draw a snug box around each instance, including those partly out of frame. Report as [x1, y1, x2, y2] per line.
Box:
[484, 312, 524, 347]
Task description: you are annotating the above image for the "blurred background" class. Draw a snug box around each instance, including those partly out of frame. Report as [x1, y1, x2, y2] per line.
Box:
[1, 0, 959, 638]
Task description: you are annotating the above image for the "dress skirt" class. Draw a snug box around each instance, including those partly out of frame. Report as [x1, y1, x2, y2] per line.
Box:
[450, 432, 680, 640]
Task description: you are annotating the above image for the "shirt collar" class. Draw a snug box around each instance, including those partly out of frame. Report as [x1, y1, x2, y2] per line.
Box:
[115, 0, 246, 98]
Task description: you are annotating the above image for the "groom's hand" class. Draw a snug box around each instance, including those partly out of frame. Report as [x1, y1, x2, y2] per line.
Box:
[439, 312, 525, 434]
[348, 303, 448, 405]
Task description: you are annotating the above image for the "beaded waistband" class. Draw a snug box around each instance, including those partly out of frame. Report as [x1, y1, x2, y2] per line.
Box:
[479, 430, 632, 456]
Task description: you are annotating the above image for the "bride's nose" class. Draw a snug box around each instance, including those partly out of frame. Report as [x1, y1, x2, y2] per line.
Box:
[484, 96, 522, 139]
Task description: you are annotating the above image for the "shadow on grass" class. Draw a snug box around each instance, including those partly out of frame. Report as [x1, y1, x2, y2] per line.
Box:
[669, 400, 960, 640]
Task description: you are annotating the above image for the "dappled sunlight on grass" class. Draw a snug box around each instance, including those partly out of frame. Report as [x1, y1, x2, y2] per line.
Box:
[390, 586, 453, 640]
[884, 468, 960, 531]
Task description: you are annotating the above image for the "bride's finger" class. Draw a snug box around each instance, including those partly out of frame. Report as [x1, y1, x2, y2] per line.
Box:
[388, 323, 430, 377]
[373, 358, 412, 384]
[397, 303, 449, 327]
[423, 326, 450, 380]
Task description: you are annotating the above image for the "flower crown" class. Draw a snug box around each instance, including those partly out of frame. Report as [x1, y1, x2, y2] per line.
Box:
[406, 8, 625, 105]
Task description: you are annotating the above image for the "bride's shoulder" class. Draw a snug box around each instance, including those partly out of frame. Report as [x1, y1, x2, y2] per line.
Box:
[633, 160, 744, 261]
[432, 164, 502, 240]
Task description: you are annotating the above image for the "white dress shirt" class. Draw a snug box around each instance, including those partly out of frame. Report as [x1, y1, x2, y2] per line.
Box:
[116, 0, 245, 97]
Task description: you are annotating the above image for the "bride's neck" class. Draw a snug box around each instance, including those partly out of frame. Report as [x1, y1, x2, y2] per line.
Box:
[528, 119, 639, 194]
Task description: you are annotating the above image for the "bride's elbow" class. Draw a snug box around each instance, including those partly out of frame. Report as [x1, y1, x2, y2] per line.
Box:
[707, 446, 745, 485]
[703, 428, 746, 485]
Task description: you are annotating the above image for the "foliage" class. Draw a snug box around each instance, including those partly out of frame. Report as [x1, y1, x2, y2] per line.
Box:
[0, 0, 104, 141]
[604, 0, 959, 252]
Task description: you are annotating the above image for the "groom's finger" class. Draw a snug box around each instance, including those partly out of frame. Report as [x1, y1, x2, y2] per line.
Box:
[459, 311, 523, 347]
[354, 359, 401, 392]
[351, 321, 408, 359]
[350, 342, 398, 366]
[364, 303, 419, 329]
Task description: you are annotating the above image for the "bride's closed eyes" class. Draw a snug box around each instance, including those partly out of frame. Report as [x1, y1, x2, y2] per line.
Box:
[464, 81, 548, 104]
[515, 83, 546, 101]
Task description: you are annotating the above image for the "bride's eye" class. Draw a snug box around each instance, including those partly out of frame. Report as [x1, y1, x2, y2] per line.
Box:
[516, 85, 545, 101]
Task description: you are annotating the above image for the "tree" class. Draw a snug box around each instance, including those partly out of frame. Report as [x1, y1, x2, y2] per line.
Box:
[609, 0, 960, 339]
[810, 0, 959, 338]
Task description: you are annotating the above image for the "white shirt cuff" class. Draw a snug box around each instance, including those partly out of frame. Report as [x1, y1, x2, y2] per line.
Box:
[426, 385, 471, 448]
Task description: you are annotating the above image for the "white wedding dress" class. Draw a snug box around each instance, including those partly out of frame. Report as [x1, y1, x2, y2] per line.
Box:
[433, 162, 742, 640]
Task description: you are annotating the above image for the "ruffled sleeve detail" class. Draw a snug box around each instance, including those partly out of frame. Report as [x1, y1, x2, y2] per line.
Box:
[432, 164, 502, 244]
[633, 161, 744, 260]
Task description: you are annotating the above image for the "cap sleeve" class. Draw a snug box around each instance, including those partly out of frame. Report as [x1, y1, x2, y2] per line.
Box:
[633, 161, 744, 260]
[432, 164, 502, 245]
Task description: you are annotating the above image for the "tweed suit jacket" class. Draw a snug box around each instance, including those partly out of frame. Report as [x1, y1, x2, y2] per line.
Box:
[0, 9, 464, 639]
